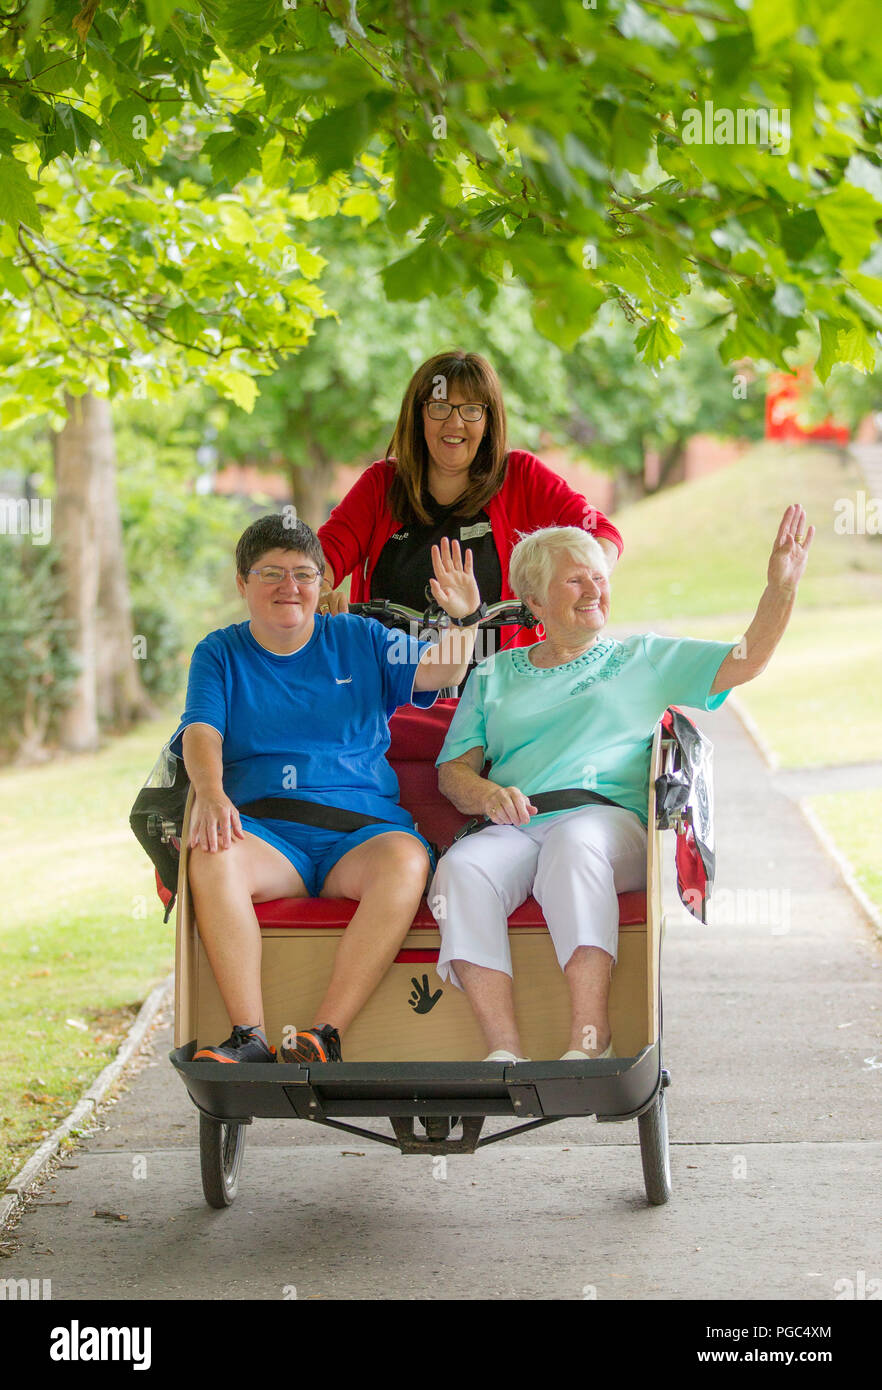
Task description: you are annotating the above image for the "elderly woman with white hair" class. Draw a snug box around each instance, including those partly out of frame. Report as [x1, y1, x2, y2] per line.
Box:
[431, 506, 813, 1061]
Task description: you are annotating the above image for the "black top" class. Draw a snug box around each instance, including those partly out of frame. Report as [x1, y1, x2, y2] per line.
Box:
[371, 495, 503, 613]
[370, 494, 503, 689]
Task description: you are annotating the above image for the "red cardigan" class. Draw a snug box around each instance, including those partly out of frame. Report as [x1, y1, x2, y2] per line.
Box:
[317, 451, 623, 650]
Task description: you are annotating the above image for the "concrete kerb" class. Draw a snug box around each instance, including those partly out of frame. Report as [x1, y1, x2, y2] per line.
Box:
[727, 693, 882, 941]
[0, 970, 174, 1236]
[725, 690, 779, 772]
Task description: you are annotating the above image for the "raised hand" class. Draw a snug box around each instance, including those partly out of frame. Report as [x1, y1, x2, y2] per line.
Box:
[428, 536, 481, 620]
[768, 503, 814, 593]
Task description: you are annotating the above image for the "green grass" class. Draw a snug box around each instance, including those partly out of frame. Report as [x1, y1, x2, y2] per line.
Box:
[610, 441, 882, 624]
[671, 604, 882, 768]
[0, 712, 177, 1193]
[807, 789, 882, 916]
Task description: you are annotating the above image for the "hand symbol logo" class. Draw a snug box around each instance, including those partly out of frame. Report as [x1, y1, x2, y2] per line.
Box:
[409, 974, 442, 1014]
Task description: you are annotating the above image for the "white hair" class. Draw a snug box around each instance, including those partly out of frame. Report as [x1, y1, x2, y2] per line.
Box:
[509, 526, 609, 608]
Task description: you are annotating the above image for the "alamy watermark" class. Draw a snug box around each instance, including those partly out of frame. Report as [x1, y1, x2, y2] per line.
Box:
[834, 492, 881, 535]
[676, 101, 790, 153]
[0, 497, 52, 544]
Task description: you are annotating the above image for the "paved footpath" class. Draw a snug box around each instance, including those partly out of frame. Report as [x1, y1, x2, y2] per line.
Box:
[3, 703, 881, 1301]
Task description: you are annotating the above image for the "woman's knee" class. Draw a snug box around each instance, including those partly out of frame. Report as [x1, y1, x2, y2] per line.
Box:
[380, 833, 430, 872]
[188, 842, 244, 884]
[358, 833, 430, 892]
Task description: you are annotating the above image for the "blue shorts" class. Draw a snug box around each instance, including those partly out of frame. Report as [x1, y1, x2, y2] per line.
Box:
[239, 814, 435, 898]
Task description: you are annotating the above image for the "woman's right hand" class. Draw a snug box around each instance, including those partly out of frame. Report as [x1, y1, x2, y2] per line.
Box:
[319, 586, 349, 615]
[189, 791, 245, 853]
[483, 784, 539, 826]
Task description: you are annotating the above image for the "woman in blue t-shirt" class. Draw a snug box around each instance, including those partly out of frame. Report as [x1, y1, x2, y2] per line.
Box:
[174, 513, 484, 1066]
[432, 506, 814, 1063]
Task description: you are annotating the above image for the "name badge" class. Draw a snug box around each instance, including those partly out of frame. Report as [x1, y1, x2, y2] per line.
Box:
[460, 522, 492, 541]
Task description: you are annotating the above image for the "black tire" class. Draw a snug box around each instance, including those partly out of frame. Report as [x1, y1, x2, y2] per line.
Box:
[637, 1087, 672, 1206]
[199, 1113, 247, 1208]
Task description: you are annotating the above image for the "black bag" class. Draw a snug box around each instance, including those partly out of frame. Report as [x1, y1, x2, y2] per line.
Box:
[130, 740, 400, 922]
[129, 742, 190, 922]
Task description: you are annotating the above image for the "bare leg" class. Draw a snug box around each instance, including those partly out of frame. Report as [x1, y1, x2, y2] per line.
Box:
[564, 945, 614, 1055]
[452, 960, 523, 1056]
[188, 831, 309, 1029]
[315, 833, 430, 1034]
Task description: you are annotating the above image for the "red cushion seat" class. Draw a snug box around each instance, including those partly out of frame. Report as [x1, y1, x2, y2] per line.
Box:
[255, 891, 647, 931]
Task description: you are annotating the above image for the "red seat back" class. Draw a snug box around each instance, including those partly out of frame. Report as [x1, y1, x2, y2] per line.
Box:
[387, 700, 472, 851]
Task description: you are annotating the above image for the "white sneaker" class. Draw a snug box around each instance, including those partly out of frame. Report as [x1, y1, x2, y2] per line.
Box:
[559, 1043, 615, 1060]
[483, 1049, 531, 1062]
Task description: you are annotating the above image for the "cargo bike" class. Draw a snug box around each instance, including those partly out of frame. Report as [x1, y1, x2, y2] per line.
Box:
[162, 601, 700, 1209]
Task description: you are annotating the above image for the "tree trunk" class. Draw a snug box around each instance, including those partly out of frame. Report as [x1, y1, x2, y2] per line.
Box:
[652, 435, 688, 492]
[53, 392, 101, 751]
[53, 391, 152, 750]
[93, 398, 154, 727]
[287, 433, 336, 532]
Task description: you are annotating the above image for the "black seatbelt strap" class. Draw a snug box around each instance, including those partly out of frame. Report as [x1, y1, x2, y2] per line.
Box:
[451, 787, 629, 845]
[237, 797, 389, 832]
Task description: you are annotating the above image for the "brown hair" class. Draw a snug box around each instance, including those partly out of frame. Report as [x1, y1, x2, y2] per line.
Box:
[235, 514, 324, 578]
[386, 350, 509, 526]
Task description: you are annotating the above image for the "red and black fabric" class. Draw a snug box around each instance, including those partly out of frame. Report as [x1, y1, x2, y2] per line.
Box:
[656, 706, 716, 923]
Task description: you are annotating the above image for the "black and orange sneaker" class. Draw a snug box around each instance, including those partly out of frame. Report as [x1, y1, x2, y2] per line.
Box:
[193, 1026, 277, 1064]
[280, 1023, 342, 1064]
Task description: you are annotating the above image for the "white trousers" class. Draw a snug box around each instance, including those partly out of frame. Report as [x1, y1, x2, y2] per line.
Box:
[429, 806, 647, 990]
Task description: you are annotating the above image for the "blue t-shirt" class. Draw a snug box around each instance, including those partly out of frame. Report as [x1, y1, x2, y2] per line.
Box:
[436, 633, 734, 826]
[171, 614, 437, 825]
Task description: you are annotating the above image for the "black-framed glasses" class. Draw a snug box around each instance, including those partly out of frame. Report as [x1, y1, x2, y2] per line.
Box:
[424, 401, 489, 422]
[248, 565, 323, 585]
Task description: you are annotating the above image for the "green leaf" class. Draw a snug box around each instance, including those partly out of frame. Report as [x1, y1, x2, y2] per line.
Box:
[202, 130, 261, 187]
[381, 242, 460, 301]
[166, 303, 206, 343]
[55, 103, 102, 156]
[219, 203, 257, 245]
[836, 319, 876, 373]
[635, 317, 683, 369]
[300, 93, 394, 180]
[0, 257, 29, 296]
[393, 143, 442, 226]
[749, 0, 798, 51]
[816, 318, 843, 382]
[101, 99, 151, 171]
[211, 370, 259, 412]
[780, 210, 823, 262]
[145, 0, 177, 38]
[0, 155, 43, 233]
[611, 106, 654, 175]
[107, 361, 131, 396]
[532, 281, 605, 351]
[0, 104, 44, 145]
[340, 189, 381, 222]
[817, 184, 882, 269]
[212, 0, 281, 50]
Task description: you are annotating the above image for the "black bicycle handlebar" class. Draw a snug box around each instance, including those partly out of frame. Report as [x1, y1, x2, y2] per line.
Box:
[347, 598, 537, 631]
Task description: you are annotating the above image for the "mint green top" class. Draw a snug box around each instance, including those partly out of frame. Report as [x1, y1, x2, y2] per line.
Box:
[436, 634, 734, 827]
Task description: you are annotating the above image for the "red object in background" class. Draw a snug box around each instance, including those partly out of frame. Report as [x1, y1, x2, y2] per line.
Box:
[765, 368, 850, 444]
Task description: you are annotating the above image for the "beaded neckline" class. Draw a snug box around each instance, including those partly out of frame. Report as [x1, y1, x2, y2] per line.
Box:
[512, 636, 620, 677]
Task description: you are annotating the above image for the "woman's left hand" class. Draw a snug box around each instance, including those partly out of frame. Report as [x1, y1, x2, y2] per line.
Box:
[768, 503, 814, 593]
[428, 537, 481, 619]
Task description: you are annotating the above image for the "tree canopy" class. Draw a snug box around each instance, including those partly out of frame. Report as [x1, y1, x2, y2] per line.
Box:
[0, 0, 880, 424]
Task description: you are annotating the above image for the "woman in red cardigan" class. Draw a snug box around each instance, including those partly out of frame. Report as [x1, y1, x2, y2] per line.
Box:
[317, 349, 623, 657]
